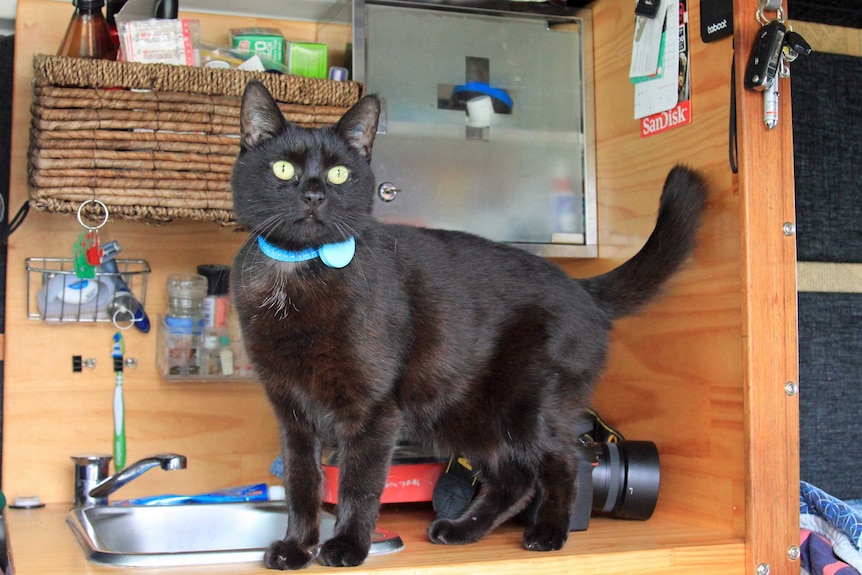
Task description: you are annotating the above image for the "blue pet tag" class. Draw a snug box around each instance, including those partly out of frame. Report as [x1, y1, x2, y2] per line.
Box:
[318, 237, 356, 268]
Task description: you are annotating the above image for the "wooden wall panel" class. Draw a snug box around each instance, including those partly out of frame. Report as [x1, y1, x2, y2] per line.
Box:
[6, 0, 748, 529]
[733, 1, 800, 573]
[560, 0, 745, 537]
[3, 4, 801, 573]
[3, 0, 350, 504]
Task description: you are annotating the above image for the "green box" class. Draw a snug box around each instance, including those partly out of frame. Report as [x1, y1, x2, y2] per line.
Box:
[230, 27, 285, 64]
[287, 42, 328, 79]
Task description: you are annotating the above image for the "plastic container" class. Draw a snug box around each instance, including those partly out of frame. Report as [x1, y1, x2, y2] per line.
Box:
[57, 0, 118, 60]
[165, 274, 207, 330]
[164, 274, 207, 376]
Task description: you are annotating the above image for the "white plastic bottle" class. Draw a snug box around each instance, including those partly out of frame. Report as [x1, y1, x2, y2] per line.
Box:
[218, 334, 235, 376]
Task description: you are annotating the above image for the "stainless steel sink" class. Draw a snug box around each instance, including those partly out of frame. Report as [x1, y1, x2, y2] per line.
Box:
[67, 501, 403, 567]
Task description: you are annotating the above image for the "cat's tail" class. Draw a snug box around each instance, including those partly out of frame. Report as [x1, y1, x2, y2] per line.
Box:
[581, 165, 708, 321]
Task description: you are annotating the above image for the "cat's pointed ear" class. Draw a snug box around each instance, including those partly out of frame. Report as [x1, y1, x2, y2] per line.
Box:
[336, 95, 380, 162]
[240, 80, 287, 150]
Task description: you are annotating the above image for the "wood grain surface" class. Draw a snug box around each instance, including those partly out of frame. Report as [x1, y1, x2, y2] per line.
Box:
[3, 0, 801, 573]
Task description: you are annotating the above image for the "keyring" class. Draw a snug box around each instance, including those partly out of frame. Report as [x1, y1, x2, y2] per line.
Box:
[108, 293, 139, 331]
[112, 307, 137, 331]
[77, 199, 109, 231]
[756, 5, 786, 26]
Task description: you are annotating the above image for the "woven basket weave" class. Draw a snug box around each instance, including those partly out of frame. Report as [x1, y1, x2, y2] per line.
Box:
[28, 54, 364, 226]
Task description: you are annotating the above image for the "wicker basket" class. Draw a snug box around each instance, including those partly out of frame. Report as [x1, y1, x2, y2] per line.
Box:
[28, 54, 364, 226]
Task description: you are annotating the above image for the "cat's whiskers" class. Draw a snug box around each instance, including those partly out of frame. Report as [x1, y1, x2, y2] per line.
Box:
[238, 213, 307, 320]
[252, 212, 286, 242]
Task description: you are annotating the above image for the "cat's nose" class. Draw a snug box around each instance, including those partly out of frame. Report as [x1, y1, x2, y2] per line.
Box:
[301, 179, 326, 207]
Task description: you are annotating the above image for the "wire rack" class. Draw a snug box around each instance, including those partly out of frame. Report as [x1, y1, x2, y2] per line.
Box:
[26, 257, 151, 324]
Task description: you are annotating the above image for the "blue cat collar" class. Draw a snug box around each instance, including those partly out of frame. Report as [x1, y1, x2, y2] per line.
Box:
[257, 235, 356, 269]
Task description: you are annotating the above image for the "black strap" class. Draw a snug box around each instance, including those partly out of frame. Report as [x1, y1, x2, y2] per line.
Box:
[5, 201, 29, 241]
[729, 52, 739, 174]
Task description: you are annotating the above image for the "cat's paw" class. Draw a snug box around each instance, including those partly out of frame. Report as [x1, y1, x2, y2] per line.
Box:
[263, 539, 315, 570]
[523, 522, 568, 552]
[318, 536, 369, 567]
[427, 518, 484, 545]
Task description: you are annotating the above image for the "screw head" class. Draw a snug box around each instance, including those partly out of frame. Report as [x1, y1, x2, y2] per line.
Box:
[788, 545, 801, 560]
[785, 381, 799, 396]
[377, 182, 400, 202]
[757, 563, 770, 575]
[783, 222, 796, 236]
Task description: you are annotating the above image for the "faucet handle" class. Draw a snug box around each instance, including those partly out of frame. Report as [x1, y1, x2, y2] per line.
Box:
[72, 454, 113, 468]
[71, 454, 113, 507]
[86, 453, 188, 503]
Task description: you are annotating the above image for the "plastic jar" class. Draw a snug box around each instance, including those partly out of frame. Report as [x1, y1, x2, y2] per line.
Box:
[164, 273, 207, 336]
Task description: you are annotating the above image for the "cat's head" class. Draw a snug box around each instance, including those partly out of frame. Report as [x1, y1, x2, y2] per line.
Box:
[231, 80, 380, 250]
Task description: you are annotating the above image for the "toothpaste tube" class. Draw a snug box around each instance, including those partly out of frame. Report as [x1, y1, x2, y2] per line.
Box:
[114, 483, 285, 506]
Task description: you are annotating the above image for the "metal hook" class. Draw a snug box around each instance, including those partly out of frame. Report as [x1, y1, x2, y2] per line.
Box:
[76, 199, 109, 231]
[756, 4, 786, 26]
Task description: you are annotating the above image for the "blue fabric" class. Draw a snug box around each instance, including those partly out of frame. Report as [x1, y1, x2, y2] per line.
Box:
[801, 529, 860, 575]
[802, 481, 862, 550]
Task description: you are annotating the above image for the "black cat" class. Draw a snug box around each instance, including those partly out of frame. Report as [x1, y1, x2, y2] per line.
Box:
[230, 80, 708, 570]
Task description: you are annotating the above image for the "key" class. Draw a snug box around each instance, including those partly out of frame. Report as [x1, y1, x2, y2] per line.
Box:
[778, 48, 792, 79]
[784, 29, 812, 60]
[778, 27, 812, 78]
[744, 20, 787, 91]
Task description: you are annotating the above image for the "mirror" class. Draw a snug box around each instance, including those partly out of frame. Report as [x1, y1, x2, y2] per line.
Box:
[353, 0, 597, 258]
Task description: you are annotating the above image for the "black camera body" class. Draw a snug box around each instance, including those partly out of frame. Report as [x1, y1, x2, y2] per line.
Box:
[520, 416, 661, 531]
[570, 437, 661, 530]
[433, 412, 661, 531]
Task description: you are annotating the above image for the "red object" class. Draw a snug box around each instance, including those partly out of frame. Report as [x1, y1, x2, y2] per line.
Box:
[84, 231, 103, 265]
[322, 462, 445, 504]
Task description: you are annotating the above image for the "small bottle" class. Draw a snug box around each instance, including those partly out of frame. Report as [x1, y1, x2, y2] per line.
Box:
[219, 334, 235, 376]
[197, 264, 231, 328]
[201, 333, 221, 376]
[57, 0, 118, 61]
[165, 274, 207, 376]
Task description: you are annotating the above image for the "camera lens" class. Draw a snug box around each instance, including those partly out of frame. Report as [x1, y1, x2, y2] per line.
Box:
[591, 440, 660, 520]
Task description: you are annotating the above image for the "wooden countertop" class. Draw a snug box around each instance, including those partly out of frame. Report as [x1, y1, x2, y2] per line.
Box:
[4, 503, 745, 574]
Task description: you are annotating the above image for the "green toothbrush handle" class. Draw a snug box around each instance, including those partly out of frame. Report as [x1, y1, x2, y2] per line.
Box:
[113, 375, 126, 472]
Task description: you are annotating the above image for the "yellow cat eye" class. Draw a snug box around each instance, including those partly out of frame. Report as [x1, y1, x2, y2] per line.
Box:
[327, 165, 349, 185]
[272, 160, 295, 181]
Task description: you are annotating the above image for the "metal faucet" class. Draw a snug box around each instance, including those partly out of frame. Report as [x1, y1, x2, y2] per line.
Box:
[72, 453, 187, 507]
